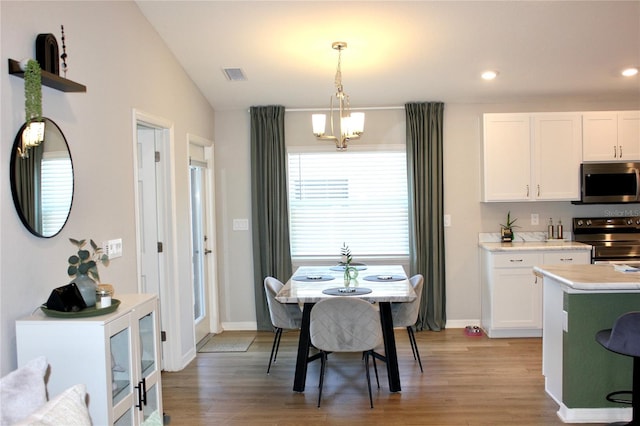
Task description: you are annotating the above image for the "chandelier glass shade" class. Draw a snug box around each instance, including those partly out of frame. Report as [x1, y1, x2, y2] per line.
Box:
[18, 121, 45, 159]
[312, 42, 364, 150]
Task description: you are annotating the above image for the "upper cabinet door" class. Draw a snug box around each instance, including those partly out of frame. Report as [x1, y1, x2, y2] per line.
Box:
[583, 111, 640, 162]
[582, 112, 618, 161]
[482, 114, 532, 202]
[618, 111, 640, 160]
[532, 113, 582, 201]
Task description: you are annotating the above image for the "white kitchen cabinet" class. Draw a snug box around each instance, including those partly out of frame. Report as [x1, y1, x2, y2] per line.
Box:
[583, 111, 640, 161]
[532, 113, 583, 200]
[16, 294, 163, 425]
[482, 113, 582, 202]
[480, 247, 590, 338]
[482, 113, 531, 201]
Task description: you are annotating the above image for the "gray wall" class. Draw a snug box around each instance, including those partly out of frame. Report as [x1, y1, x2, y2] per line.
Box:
[1, 1, 215, 374]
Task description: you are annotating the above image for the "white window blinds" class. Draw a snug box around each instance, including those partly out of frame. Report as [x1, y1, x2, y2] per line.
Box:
[40, 152, 73, 236]
[287, 150, 409, 259]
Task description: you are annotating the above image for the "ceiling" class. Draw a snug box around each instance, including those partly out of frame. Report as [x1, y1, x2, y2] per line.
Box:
[135, 1, 640, 111]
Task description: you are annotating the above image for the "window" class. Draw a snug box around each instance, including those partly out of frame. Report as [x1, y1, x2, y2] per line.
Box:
[287, 149, 409, 260]
[40, 152, 73, 236]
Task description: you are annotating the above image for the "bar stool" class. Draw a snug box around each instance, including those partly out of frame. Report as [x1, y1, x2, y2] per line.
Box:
[595, 311, 640, 426]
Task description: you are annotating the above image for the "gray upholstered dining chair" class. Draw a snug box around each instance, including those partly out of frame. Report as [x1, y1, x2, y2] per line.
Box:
[310, 296, 383, 408]
[264, 277, 303, 374]
[391, 274, 424, 372]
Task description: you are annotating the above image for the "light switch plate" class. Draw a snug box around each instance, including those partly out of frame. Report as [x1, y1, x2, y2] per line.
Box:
[103, 239, 123, 259]
[233, 219, 249, 231]
[444, 214, 451, 227]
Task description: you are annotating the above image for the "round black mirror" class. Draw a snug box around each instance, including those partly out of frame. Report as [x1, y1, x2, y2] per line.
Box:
[10, 118, 74, 238]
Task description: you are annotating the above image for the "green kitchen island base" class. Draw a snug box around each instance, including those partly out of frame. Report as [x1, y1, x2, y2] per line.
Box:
[535, 264, 640, 423]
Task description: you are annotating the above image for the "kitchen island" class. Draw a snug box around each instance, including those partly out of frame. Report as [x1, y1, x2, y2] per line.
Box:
[534, 264, 640, 424]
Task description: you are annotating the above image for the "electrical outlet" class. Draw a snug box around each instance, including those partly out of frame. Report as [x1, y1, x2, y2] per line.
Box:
[444, 214, 451, 227]
[531, 213, 539, 226]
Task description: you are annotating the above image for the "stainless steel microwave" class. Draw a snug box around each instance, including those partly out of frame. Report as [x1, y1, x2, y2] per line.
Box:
[580, 162, 640, 204]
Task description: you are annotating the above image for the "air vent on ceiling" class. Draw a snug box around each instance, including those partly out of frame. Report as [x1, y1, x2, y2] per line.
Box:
[222, 68, 247, 81]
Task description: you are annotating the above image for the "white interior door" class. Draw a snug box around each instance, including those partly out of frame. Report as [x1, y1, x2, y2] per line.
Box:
[189, 137, 219, 342]
[137, 125, 162, 297]
[134, 111, 182, 371]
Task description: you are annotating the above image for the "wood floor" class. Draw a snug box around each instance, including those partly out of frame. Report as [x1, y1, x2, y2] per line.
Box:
[161, 328, 606, 425]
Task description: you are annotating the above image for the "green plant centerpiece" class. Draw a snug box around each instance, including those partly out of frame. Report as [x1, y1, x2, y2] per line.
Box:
[67, 238, 109, 307]
[340, 243, 358, 291]
[500, 211, 519, 242]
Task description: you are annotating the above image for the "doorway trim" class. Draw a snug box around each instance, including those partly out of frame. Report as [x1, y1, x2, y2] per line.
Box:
[188, 133, 221, 336]
[132, 109, 182, 371]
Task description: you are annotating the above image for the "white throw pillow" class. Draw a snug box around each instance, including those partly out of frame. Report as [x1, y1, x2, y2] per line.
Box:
[14, 384, 91, 426]
[0, 356, 48, 424]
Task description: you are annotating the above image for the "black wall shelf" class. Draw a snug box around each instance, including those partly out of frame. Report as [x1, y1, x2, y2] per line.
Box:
[8, 58, 86, 93]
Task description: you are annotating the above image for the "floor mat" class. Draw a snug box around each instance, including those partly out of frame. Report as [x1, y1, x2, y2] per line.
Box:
[198, 332, 255, 353]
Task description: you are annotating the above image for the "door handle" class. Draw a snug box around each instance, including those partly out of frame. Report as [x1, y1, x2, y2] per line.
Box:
[204, 249, 212, 255]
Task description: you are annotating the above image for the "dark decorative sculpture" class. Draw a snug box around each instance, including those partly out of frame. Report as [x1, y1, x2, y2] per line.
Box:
[35, 33, 59, 75]
[60, 25, 68, 77]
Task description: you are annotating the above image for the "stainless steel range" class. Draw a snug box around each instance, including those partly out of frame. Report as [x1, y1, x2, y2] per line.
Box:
[573, 216, 640, 264]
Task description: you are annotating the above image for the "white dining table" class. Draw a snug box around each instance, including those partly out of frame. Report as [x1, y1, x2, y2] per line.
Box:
[276, 264, 416, 393]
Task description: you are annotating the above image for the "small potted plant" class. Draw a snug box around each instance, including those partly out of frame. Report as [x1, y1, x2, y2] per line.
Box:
[500, 211, 519, 242]
[67, 238, 109, 306]
[340, 243, 358, 291]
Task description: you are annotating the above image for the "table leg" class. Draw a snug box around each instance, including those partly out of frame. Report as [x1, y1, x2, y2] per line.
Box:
[293, 302, 313, 392]
[379, 301, 401, 392]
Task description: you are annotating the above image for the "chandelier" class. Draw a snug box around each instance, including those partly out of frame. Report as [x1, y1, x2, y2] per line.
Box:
[312, 42, 364, 151]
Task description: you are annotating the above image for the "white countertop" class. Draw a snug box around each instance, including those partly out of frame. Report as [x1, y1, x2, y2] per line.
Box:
[479, 241, 592, 252]
[533, 264, 640, 293]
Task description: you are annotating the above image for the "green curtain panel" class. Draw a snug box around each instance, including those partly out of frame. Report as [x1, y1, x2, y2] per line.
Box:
[14, 144, 43, 232]
[250, 105, 293, 330]
[405, 102, 446, 331]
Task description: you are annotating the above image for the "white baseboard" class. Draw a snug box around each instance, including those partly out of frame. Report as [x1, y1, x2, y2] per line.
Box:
[445, 319, 480, 329]
[220, 321, 258, 331]
[557, 403, 631, 423]
[181, 348, 196, 370]
[219, 320, 478, 331]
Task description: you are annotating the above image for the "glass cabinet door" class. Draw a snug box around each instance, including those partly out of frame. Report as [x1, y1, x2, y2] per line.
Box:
[138, 311, 157, 380]
[143, 381, 161, 423]
[110, 327, 132, 408]
[133, 300, 162, 424]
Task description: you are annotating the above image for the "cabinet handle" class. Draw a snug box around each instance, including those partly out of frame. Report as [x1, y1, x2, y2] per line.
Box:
[537, 185, 540, 197]
[135, 378, 147, 410]
[526, 185, 529, 197]
[560, 258, 573, 262]
[135, 381, 143, 410]
[620, 145, 623, 158]
[509, 259, 524, 263]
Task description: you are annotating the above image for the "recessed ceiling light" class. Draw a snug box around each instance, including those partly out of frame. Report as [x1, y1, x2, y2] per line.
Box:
[622, 68, 638, 77]
[481, 70, 499, 80]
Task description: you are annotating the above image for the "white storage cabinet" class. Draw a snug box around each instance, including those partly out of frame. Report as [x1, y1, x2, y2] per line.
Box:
[582, 111, 640, 162]
[481, 249, 590, 338]
[16, 293, 163, 425]
[482, 113, 582, 202]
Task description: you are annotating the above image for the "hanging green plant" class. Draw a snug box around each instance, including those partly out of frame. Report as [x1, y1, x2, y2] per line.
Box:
[24, 59, 42, 123]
